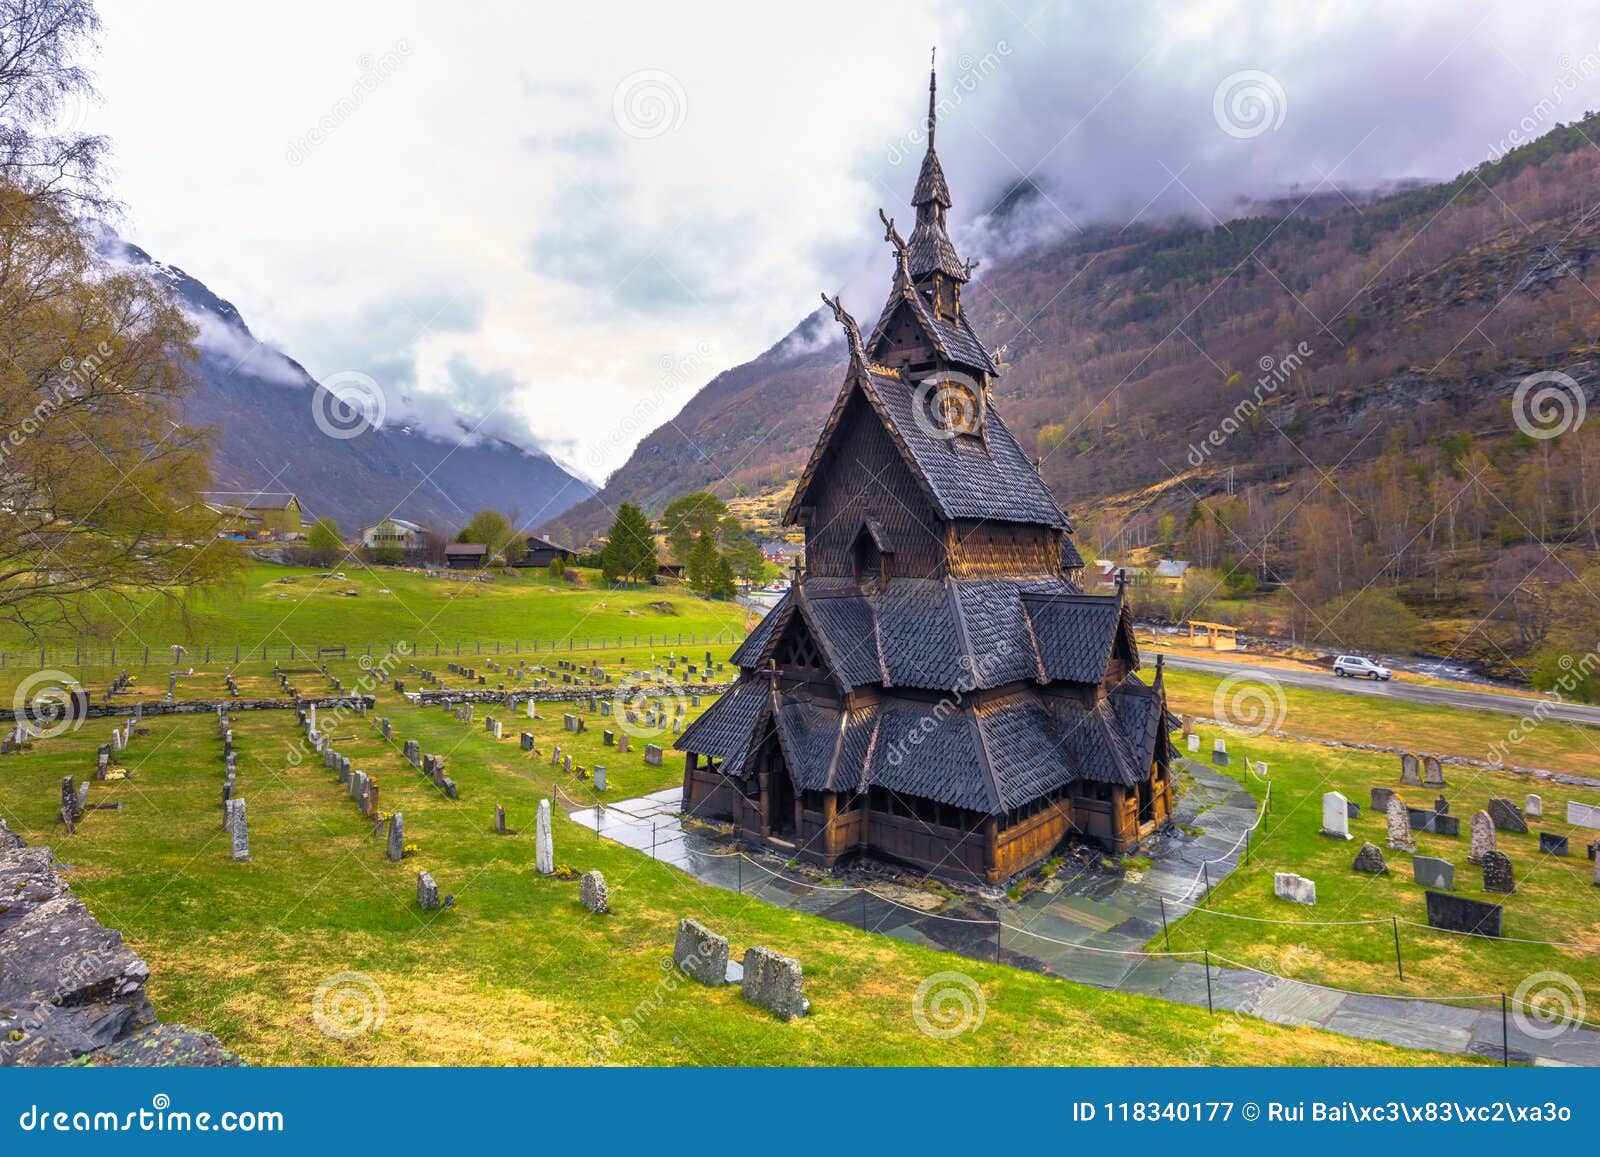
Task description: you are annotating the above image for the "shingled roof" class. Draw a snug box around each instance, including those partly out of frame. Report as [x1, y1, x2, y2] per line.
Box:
[733, 577, 1128, 697]
[866, 266, 998, 376]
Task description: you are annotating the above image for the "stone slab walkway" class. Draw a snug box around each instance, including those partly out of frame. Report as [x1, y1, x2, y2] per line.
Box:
[568, 766, 1600, 1065]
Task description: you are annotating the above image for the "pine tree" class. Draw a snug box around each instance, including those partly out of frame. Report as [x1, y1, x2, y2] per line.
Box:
[601, 502, 657, 587]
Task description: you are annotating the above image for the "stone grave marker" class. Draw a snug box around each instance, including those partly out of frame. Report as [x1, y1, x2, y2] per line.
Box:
[1211, 738, 1228, 767]
[1273, 872, 1316, 905]
[1434, 795, 1449, 816]
[386, 813, 404, 861]
[417, 870, 440, 910]
[1525, 793, 1543, 819]
[1567, 800, 1600, 829]
[673, 918, 729, 986]
[1482, 850, 1514, 893]
[1371, 786, 1396, 812]
[536, 800, 553, 875]
[742, 947, 807, 1019]
[1186, 734, 1200, 754]
[520, 732, 535, 752]
[1400, 752, 1422, 786]
[580, 870, 609, 914]
[645, 744, 663, 766]
[230, 799, 249, 861]
[1385, 795, 1415, 852]
[494, 805, 507, 835]
[1422, 755, 1446, 787]
[1487, 797, 1528, 834]
[594, 766, 606, 792]
[1539, 832, 1569, 856]
[1320, 791, 1351, 839]
[1411, 855, 1454, 890]
[1352, 842, 1388, 874]
[1468, 809, 1496, 864]
[1425, 890, 1502, 937]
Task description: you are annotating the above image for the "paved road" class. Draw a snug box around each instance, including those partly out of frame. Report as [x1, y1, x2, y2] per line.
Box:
[1158, 651, 1600, 728]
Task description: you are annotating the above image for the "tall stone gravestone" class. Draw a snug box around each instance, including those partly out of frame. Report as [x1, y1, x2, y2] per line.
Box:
[1399, 752, 1422, 786]
[1320, 791, 1351, 839]
[1422, 755, 1446, 787]
[1482, 850, 1514, 893]
[536, 799, 553, 875]
[1468, 810, 1495, 865]
[1385, 795, 1415, 852]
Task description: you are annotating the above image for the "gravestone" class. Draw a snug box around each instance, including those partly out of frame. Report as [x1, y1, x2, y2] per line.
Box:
[491, 720, 503, 740]
[417, 870, 440, 910]
[673, 918, 729, 986]
[1320, 791, 1351, 839]
[536, 800, 553, 875]
[1424, 890, 1502, 937]
[1273, 871, 1316, 905]
[618, 733, 630, 754]
[603, 729, 615, 746]
[1186, 734, 1200, 754]
[1567, 800, 1600, 829]
[1540, 832, 1569, 857]
[1347, 801, 1360, 820]
[1352, 842, 1388, 874]
[1411, 855, 1454, 890]
[521, 732, 535, 752]
[230, 799, 249, 861]
[1482, 850, 1515, 893]
[741, 946, 807, 1019]
[1525, 793, 1543, 820]
[1468, 809, 1495, 864]
[645, 744, 663, 767]
[594, 766, 606, 792]
[386, 812, 405, 862]
[580, 870, 609, 914]
[1385, 795, 1415, 852]
[1211, 738, 1228, 767]
[1422, 755, 1445, 787]
[1400, 752, 1422, 786]
[1371, 786, 1396, 813]
[1434, 795, 1449, 816]
[1487, 797, 1528, 834]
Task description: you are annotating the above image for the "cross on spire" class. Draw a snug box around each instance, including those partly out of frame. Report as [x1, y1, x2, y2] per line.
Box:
[927, 47, 937, 149]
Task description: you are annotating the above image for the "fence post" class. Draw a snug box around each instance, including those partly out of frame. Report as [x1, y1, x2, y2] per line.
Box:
[1392, 916, 1404, 980]
[1204, 950, 1214, 1014]
[1202, 860, 1210, 898]
[1502, 993, 1510, 1067]
[1160, 897, 1170, 950]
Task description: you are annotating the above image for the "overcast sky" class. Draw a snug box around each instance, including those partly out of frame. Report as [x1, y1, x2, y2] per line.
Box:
[82, 1, 1600, 482]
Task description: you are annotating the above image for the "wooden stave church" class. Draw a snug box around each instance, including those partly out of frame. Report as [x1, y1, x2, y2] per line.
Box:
[676, 67, 1174, 885]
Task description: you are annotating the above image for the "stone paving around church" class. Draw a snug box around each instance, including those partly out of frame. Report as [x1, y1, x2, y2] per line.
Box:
[569, 762, 1600, 1065]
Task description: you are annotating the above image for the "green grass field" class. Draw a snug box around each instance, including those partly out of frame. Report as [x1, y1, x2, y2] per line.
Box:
[1156, 719, 1600, 1012]
[0, 668, 1451, 1067]
[0, 563, 756, 654]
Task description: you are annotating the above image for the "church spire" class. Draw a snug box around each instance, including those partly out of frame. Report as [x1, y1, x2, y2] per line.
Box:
[926, 47, 937, 150]
[907, 54, 966, 302]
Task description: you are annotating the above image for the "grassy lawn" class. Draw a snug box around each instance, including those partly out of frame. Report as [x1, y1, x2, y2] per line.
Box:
[0, 667, 1453, 1066]
[0, 563, 755, 653]
[1161, 667, 1600, 777]
[1161, 723, 1600, 1009]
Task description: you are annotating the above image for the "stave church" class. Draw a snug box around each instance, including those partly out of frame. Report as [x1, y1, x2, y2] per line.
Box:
[676, 65, 1174, 885]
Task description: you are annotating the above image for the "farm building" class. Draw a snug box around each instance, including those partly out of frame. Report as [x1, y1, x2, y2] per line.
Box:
[443, 543, 489, 569]
[518, 535, 579, 567]
[201, 491, 306, 540]
[676, 67, 1174, 884]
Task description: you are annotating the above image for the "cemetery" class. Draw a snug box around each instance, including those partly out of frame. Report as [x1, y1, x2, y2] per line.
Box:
[0, 638, 1490, 1067]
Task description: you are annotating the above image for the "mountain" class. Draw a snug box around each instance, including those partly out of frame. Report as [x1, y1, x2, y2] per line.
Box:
[98, 233, 595, 535]
[550, 113, 1600, 572]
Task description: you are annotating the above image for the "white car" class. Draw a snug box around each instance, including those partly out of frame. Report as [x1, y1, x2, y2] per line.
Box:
[1333, 655, 1392, 680]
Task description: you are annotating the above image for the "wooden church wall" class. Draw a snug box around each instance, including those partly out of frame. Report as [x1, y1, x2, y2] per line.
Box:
[804, 390, 946, 579]
[946, 519, 1063, 577]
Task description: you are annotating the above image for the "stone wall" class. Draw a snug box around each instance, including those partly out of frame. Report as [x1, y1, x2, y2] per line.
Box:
[0, 695, 375, 723]
[0, 818, 240, 1067]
